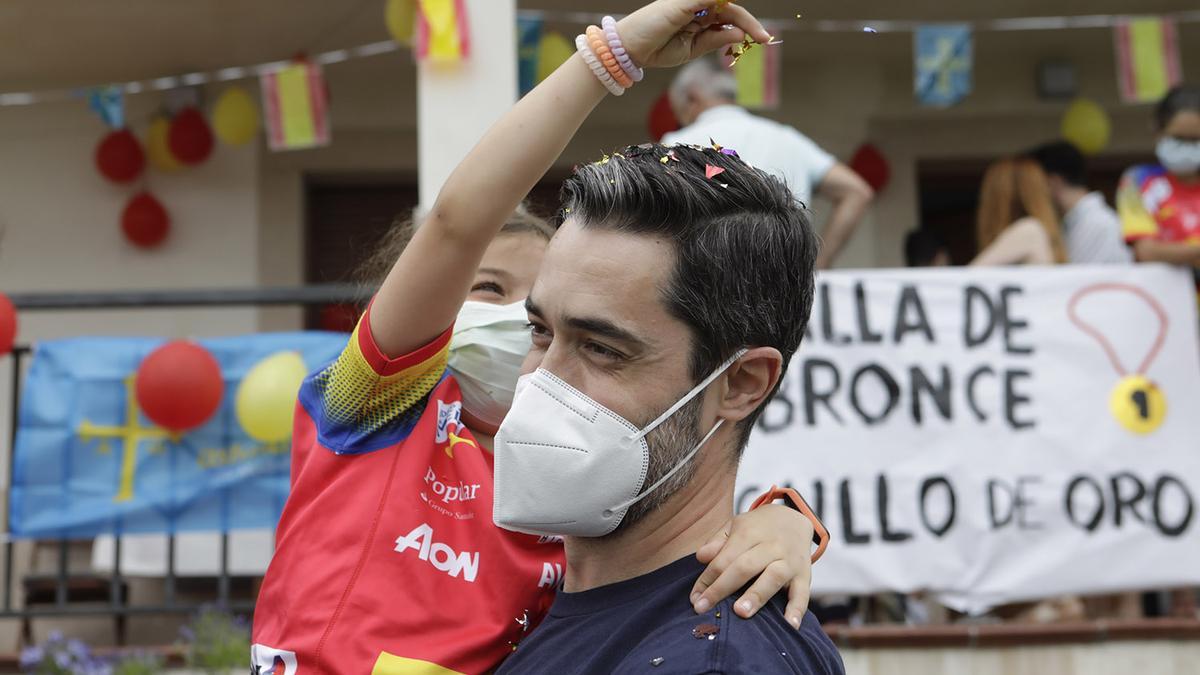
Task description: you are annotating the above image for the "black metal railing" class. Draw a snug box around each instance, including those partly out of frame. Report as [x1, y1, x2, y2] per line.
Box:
[3, 285, 370, 644]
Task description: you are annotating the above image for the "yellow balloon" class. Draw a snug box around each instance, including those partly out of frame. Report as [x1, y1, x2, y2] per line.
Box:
[1061, 98, 1111, 156]
[236, 351, 308, 443]
[212, 86, 260, 147]
[385, 0, 417, 45]
[537, 32, 575, 85]
[146, 116, 183, 172]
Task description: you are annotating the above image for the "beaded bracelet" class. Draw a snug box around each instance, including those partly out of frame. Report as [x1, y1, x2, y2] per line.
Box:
[576, 34, 625, 96]
[586, 25, 634, 90]
[601, 16, 644, 83]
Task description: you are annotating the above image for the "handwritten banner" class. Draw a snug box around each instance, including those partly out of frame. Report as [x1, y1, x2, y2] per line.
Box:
[736, 265, 1200, 613]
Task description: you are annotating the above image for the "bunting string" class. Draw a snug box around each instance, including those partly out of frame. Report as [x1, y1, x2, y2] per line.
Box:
[1, 8, 1197, 108]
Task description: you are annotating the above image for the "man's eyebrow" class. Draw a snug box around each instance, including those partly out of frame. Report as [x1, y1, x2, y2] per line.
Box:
[525, 297, 647, 348]
[477, 267, 514, 280]
[565, 316, 646, 348]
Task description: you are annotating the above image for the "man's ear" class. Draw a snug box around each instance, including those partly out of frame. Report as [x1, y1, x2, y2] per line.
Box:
[716, 347, 784, 424]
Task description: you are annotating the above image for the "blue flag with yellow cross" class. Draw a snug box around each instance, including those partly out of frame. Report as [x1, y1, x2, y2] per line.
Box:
[10, 333, 346, 538]
[915, 24, 973, 107]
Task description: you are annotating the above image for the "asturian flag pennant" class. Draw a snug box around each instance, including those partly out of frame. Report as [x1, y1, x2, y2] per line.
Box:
[915, 24, 973, 107]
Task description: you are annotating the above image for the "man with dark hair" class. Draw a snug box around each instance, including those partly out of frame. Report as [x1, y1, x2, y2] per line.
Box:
[1028, 141, 1132, 264]
[904, 229, 949, 267]
[493, 141, 841, 674]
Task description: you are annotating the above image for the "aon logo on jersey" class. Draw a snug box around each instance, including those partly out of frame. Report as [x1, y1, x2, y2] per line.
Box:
[394, 523, 480, 582]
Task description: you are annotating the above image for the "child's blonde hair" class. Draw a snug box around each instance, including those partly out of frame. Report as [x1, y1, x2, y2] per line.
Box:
[358, 203, 554, 287]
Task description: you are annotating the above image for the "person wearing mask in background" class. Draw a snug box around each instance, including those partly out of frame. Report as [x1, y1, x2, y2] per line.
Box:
[971, 157, 1067, 266]
[1119, 85, 1200, 275]
[904, 229, 950, 267]
[664, 57, 874, 269]
[1028, 141, 1132, 264]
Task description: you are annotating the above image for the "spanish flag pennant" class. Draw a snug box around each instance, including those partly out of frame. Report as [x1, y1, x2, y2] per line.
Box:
[259, 59, 331, 152]
[1114, 18, 1182, 104]
[415, 0, 471, 64]
[722, 25, 781, 110]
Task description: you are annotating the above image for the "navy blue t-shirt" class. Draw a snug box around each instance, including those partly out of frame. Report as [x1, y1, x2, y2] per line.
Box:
[496, 555, 845, 675]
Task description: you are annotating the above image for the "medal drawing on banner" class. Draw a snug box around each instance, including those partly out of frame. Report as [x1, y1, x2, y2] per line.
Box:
[1068, 284, 1169, 435]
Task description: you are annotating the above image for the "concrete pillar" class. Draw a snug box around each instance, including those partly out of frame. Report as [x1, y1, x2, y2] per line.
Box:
[417, 0, 518, 209]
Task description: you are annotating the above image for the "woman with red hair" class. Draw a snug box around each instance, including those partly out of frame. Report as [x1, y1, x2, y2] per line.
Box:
[971, 157, 1067, 266]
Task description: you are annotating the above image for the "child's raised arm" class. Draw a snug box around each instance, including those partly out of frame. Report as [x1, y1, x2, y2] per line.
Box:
[368, 0, 770, 358]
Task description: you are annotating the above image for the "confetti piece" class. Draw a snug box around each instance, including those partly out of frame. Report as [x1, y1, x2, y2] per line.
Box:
[720, 148, 739, 157]
[695, 0, 734, 18]
[660, 156, 670, 164]
[863, 27, 877, 33]
[725, 35, 757, 66]
[709, 138, 722, 151]
[650, 657, 665, 667]
[692, 622, 720, 639]
[705, 165, 726, 180]
[666, 150, 680, 162]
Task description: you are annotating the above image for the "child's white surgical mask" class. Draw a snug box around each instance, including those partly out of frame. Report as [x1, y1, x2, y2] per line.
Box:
[1156, 137, 1200, 176]
[447, 300, 531, 428]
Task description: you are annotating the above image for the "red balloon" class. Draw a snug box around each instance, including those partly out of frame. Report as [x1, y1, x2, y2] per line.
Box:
[319, 303, 361, 333]
[121, 192, 170, 248]
[0, 293, 17, 356]
[135, 341, 224, 432]
[95, 129, 145, 183]
[168, 107, 215, 165]
[648, 92, 680, 142]
[849, 143, 891, 193]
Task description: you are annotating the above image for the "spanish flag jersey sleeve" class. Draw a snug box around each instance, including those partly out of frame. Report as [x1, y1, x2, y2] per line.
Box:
[1118, 165, 1166, 243]
[298, 305, 453, 454]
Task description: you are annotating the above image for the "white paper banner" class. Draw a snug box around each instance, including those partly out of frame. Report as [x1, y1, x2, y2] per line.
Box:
[735, 264, 1200, 614]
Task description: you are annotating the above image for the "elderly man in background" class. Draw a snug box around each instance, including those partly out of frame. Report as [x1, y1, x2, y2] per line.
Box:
[664, 57, 874, 269]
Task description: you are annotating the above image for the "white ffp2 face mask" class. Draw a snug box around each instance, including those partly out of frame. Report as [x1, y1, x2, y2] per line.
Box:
[448, 300, 531, 428]
[492, 349, 746, 537]
[1157, 137, 1200, 176]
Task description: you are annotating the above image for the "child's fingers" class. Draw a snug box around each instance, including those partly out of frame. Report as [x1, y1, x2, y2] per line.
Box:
[783, 575, 812, 631]
[691, 24, 745, 57]
[696, 544, 779, 616]
[713, 3, 772, 44]
[695, 529, 727, 565]
[730, 558, 792, 619]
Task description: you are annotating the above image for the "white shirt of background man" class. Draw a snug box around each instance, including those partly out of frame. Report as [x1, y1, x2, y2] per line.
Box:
[662, 104, 835, 207]
[1064, 192, 1133, 264]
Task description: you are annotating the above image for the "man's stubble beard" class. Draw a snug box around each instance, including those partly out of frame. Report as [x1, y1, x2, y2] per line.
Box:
[603, 395, 705, 538]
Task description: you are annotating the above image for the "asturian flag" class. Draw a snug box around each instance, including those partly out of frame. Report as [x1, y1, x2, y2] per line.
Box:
[11, 332, 345, 538]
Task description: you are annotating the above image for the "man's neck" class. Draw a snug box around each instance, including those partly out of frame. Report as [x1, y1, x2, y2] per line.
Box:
[561, 455, 734, 592]
[1060, 186, 1089, 214]
[689, 100, 738, 124]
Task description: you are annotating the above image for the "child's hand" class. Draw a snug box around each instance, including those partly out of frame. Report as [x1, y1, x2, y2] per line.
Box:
[690, 504, 815, 630]
[617, 0, 772, 70]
